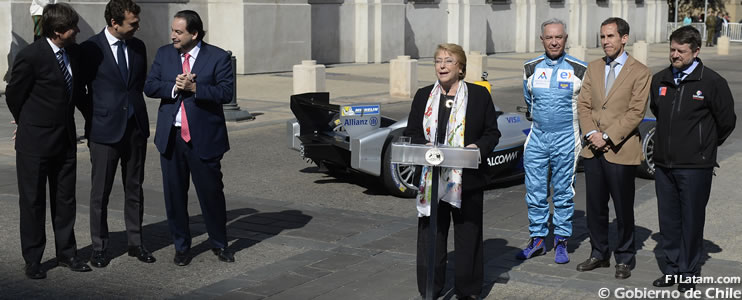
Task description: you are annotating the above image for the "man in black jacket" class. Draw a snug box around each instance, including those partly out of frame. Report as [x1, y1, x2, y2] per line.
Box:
[649, 25, 736, 292]
[5, 3, 92, 279]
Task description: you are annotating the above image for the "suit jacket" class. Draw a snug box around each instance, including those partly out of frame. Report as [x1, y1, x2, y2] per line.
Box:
[6, 38, 88, 156]
[577, 54, 651, 165]
[80, 30, 150, 144]
[144, 42, 233, 159]
[404, 82, 501, 192]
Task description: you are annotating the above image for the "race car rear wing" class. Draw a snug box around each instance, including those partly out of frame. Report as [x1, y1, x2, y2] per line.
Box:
[289, 92, 338, 136]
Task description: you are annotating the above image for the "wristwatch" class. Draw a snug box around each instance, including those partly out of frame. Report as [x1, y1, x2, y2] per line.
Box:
[602, 133, 609, 140]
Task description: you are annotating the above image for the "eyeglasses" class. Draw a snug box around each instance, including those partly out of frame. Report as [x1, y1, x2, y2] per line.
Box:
[434, 59, 457, 66]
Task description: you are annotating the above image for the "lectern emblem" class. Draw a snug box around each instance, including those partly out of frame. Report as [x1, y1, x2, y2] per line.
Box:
[425, 148, 444, 166]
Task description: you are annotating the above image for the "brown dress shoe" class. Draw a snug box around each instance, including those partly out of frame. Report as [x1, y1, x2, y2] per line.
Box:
[576, 257, 610, 272]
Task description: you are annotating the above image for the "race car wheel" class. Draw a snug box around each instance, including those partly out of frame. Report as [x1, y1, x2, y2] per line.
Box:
[637, 120, 656, 179]
[382, 136, 418, 198]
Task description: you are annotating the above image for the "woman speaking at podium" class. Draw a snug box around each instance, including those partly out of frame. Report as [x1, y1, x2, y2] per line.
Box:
[404, 43, 501, 299]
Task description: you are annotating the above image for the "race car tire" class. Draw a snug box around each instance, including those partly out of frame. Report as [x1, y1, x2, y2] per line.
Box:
[381, 135, 418, 198]
[637, 120, 656, 179]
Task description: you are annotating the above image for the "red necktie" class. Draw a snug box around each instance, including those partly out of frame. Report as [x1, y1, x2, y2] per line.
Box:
[180, 53, 191, 142]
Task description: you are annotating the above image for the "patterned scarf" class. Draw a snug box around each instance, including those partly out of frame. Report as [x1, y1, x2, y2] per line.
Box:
[417, 80, 468, 217]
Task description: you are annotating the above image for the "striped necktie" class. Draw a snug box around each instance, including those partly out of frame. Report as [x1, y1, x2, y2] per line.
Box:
[56, 49, 73, 97]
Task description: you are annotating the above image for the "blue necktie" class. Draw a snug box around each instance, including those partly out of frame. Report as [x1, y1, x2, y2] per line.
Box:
[115, 41, 128, 83]
[56, 49, 73, 98]
[674, 71, 685, 85]
[116, 41, 134, 118]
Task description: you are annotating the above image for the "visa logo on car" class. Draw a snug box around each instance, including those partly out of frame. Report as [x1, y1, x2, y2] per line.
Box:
[487, 151, 519, 166]
[506, 116, 521, 123]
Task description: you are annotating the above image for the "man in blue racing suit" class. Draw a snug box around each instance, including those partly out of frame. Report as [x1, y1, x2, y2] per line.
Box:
[517, 18, 587, 264]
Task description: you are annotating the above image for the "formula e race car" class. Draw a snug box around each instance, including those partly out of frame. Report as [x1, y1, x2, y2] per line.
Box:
[286, 93, 656, 198]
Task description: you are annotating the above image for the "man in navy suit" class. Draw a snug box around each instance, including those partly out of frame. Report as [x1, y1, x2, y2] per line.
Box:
[6, 2, 92, 279]
[80, 0, 155, 268]
[144, 10, 234, 266]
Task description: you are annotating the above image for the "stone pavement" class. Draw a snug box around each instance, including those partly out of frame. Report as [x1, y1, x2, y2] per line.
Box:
[0, 43, 741, 299]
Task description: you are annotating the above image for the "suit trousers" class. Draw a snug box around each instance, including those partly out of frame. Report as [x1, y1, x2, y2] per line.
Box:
[17, 144, 78, 264]
[160, 127, 228, 252]
[655, 166, 713, 277]
[417, 189, 483, 298]
[583, 156, 636, 265]
[89, 118, 147, 251]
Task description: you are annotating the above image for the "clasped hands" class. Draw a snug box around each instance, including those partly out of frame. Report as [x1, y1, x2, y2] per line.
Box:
[587, 132, 611, 152]
[175, 73, 197, 94]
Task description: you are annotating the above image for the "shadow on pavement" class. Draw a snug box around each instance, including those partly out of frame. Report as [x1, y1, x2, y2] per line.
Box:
[300, 165, 391, 196]
[430, 238, 524, 299]
[71, 207, 312, 265]
[650, 232, 722, 274]
[479, 238, 523, 298]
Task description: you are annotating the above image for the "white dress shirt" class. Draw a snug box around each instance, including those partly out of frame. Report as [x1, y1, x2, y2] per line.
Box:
[104, 27, 129, 67]
[604, 50, 628, 84]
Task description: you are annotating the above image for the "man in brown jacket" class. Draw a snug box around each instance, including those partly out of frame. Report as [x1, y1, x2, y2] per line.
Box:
[575, 17, 651, 280]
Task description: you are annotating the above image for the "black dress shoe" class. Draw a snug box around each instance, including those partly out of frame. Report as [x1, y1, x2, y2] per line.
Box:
[90, 250, 110, 268]
[653, 274, 677, 287]
[678, 283, 696, 293]
[128, 246, 156, 263]
[678, 282, 696, 292]
[212, 248, 235, 263]
[576, 257, 610, 272]
[615, 263, 631, 279]
[57, 257, 92, 272]
[173, 251, 192, 266]
[25, 263, 46, 279]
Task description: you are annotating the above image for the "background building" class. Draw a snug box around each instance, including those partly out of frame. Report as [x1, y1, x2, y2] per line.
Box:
[2, 0, 667, 77]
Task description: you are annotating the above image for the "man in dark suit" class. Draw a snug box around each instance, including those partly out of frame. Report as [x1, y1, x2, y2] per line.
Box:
[80, 0, 155, 268]
[5, 2, 92, 279]
[144, 10, 235, 266]
[575, 17, 651, 280]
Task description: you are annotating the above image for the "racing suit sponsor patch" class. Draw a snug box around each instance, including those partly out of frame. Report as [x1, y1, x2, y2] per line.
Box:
[558, 81, 572, 90]
[533, 68, 552, 89]
[692, 90, 704, 100]
[659, 86, 667, 96]
[558, 70, 573, 80]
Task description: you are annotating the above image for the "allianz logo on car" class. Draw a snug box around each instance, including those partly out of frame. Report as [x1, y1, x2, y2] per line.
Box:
[487, 151, 519, 166]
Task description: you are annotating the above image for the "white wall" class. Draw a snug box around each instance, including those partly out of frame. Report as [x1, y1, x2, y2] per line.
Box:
[2, 0, 669, 75]
[404, 2, 448, 58]
[484, 1, 517, 53]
